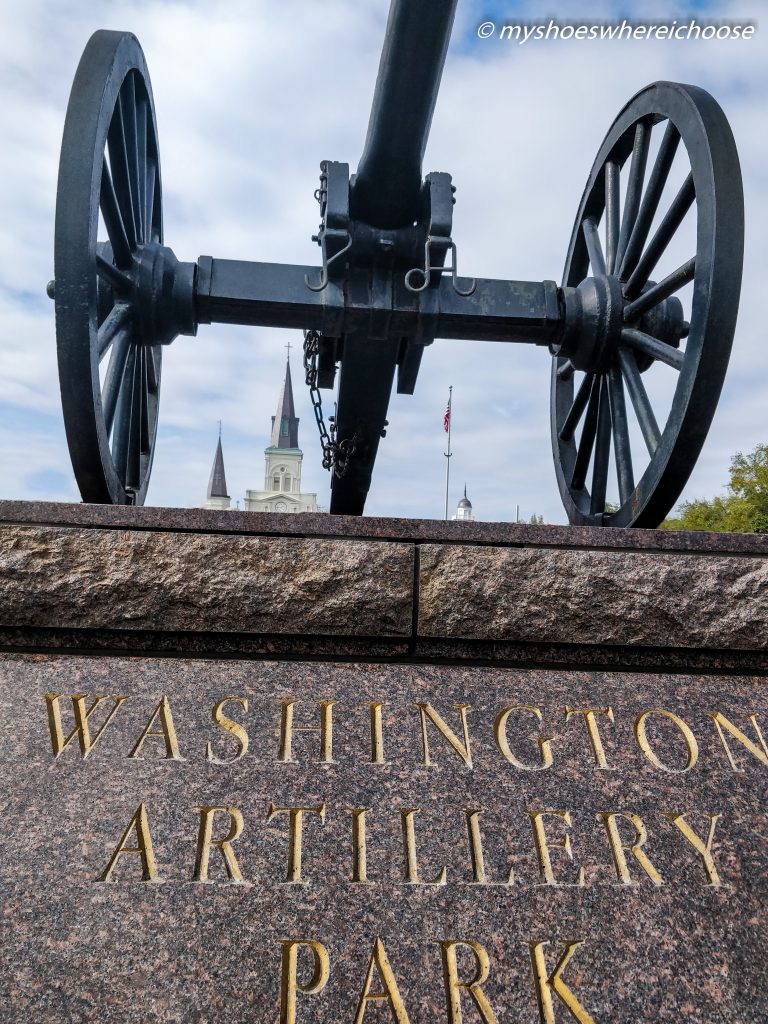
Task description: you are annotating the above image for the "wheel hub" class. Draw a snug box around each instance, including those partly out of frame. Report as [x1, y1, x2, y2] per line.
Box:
[557, 273, 685, 374]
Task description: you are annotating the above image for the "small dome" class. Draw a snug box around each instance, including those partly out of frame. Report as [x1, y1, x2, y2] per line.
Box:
[458, 495, 472, 509]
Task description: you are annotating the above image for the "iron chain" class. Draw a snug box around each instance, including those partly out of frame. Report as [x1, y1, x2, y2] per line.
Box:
[303, 329, 357, 478]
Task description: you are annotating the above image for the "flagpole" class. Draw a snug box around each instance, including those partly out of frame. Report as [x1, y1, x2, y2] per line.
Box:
[444, 385, 453, 520]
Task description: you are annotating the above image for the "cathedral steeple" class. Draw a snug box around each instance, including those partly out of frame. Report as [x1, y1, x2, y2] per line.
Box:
[206, 427, 231, 510]
[270, 356, 300, 449]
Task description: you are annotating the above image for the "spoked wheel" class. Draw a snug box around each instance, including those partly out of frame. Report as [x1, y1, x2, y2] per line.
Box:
[54, 31, 182, 504]
[551, 81, 743, 528]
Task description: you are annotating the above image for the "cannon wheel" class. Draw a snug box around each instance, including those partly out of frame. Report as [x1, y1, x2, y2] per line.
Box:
[54, 31, 163, 505]
[551, 82, 743, 527]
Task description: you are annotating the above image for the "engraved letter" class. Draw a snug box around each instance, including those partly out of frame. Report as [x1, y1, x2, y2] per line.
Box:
[528, 811, 585, 887]
[707, 712, 768, 770]
[350, 808, 372, 884]
[369, 702, 387, 764]
[466, 810, 513, 885]
[206, 696, 249, 764]
[279, 700, 335, 763]
[354, 937, 410, 1023]
[193, 806, 244, 883]
[279, 939, 330, 1024]
[494, 707, 553, 770]
[129, 695, 183, 760]
[665, 813, 722, 886]
[44, 693, 127, 758]
[564, 707, 614, 769]
[417, 704, 472, 768]
[634, 708, 698, 773]
[268, 804, 326, 883]
[98, 803, 157, 882]
[528, 940, 596, 1024]
[400, 809, 447, 885]
[598, 812, 663, 886]
[439, 940, 499, 1024]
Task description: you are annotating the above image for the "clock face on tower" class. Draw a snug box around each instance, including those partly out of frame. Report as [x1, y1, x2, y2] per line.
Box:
[274, 500, 288, 512]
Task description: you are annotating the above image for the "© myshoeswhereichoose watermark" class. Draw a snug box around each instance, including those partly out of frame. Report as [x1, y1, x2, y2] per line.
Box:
[476, 19, 757, 43]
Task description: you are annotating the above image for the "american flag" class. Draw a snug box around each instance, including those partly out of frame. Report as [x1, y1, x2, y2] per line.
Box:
[443, 401, 451, 433]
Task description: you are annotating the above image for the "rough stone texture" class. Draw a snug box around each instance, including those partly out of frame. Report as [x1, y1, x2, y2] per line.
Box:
[419, 544, 768, 649]
[0, 525, 413, 637]
[0, 655, 765, 1023]
[3, 497, 768, 553]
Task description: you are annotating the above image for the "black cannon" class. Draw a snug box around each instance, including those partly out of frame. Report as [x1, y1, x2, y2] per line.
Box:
[50, 0, 743, 526]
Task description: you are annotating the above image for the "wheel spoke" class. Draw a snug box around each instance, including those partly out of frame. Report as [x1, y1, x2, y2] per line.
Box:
[146, 345, 159, 393]
[618, 348, 661, 456]
[101, 332, 132, 436]
[571, 374, 601, 490]
[97, 302, 132, 360]
[140, 348, 151, 453]
[605, 161, 620, 274]
[120, 75, 143, 246]
[621, 328, 684, 370]
[623, 257, 696, 322]
[136, 93, 148, 245]
[145, 161, 157, 242]
[607, 363, 634, 504]
[107, 94, 138, 252]
[111, 346, 136, 485]
[590, 377, 611, 515]
[99, 163, 133, 268]
[615, 120, 651, 273]
[559, 372, 594, 442]
[125, 348, 143, 489]
[619, 121, 680, 282]
[96, 253, 132, 292]
[625, 173, 695, 299]
[582, 216, 606, 276]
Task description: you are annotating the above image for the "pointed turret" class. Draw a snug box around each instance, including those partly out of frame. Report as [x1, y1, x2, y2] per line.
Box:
[206, 432, 231, 510]
[270, 359, 300, 449]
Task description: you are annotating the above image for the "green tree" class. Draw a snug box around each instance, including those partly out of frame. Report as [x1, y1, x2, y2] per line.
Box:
[662, 444, 768, 533]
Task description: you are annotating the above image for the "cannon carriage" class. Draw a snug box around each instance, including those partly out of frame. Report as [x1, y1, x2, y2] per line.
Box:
[51, 0, 743, 525]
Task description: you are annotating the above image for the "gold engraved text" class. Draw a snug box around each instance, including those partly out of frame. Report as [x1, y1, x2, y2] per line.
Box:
[707, 712, 768, 770]
[354, 937, 410, 1023]
[279, 700, 335, 763]
[268, 803, 326, 883]
[193, 805, 244, 883]
[279, 940, 330, 1024]
[97, 803, 157, 882]
[416, 703, 473, 768]
[400, 809, 447, 885]
[565, 707, 615, 769]
[528, 940, 596, 1024]
[494, 706, 553, 770]
[665, 812, 722, 886]
[528, 810, 585, 887]
[205, 696, 249, 764]
[634, 708, 698, 773]
[129, 695, 183, 760]
[598, 812, 662, 886]
[44, 692, 127, 758]
[439, 940, 499, 1024]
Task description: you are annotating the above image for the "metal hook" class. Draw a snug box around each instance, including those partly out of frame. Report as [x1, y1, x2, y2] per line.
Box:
[404, 238, 476, 296]
[304, 235, 353, 292]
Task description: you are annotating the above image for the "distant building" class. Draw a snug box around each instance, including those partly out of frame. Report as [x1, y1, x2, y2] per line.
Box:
[453, 485, 475, 522]
[244, 357, 321, 513]
[205, 433, 231, 510]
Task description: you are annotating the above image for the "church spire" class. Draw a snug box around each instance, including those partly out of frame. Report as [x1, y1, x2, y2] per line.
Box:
[207, 434, 229, 501]
[270, 355, 300, 449]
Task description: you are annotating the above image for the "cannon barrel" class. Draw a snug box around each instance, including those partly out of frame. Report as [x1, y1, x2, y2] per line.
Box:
[350, 0, 458, 230]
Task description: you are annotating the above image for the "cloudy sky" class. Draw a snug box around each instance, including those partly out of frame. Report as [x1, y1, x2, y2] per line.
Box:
[0, 0, 764, 523]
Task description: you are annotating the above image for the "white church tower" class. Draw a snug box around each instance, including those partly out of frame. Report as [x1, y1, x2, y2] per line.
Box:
[245, 357, 320, 513]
